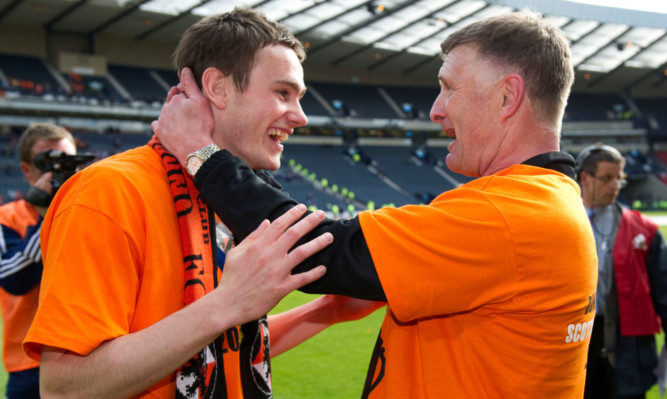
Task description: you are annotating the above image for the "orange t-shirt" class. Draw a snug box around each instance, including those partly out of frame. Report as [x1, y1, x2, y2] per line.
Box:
[358, 165, 597, 398]
[24, 145, 249, 398]
[0, 199, 41, 373]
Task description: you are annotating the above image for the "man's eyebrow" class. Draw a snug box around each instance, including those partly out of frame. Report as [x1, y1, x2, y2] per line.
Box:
[277, 79, 307, 99]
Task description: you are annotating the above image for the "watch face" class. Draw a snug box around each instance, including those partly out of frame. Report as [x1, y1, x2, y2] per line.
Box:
[186, 155, 203, 176]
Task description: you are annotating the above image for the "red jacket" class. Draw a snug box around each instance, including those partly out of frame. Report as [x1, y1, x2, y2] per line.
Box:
[613, 207, 660, 336]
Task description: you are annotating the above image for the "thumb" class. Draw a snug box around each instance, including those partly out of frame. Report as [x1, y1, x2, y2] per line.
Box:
[180, 67, 202, 99]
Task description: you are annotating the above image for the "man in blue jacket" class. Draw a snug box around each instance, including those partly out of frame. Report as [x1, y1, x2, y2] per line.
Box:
[0, 123, 76, 398]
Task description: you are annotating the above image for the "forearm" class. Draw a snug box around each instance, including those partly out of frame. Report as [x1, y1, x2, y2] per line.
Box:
[268, 296, 333, 357]
[268, 295, 386, 357]
[194, 150, 386, 300]
[40, 291, 235, 398]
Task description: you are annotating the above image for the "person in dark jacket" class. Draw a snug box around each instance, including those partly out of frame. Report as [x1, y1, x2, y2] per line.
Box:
[577, 143, 667, 399]
[0, 123, 76, 399]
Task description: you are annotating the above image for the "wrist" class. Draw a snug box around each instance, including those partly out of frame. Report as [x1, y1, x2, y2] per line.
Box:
[185, 143, 221, 177]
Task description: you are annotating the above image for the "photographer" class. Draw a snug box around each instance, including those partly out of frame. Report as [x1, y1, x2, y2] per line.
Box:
[0, 123, 77, 398]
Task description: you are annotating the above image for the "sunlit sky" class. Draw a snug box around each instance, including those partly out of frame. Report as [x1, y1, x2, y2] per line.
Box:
[565, 0, 667, 14]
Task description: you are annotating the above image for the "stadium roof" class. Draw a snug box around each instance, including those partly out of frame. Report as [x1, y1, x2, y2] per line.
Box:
[1, 0, 666, 96]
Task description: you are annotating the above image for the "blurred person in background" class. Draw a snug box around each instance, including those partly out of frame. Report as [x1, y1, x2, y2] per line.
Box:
[577, 143, 667, 399]
[0, 122, 76, 399]
[153, 10, 597, 398]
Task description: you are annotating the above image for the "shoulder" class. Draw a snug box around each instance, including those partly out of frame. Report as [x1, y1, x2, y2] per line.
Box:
[621, 207, 658, 228]
[50, 146, 169, 217]
[0, 200, 37, 227]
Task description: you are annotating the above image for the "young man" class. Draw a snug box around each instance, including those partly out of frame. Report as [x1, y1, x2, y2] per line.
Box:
[577, 144, 667, 399]
[153, 11, 598, 398]
[24, 8, 380, 398]
[0, 123, 76, 399]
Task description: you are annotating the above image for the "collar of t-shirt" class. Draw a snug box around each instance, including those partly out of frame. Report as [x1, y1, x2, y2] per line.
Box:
[521, 151, 577, 180]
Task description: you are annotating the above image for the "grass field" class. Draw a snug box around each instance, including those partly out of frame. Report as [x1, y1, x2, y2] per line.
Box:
[1, 213, 666, 398]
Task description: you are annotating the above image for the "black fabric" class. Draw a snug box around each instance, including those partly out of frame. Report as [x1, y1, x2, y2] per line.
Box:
[522, 151, 577, 180]
[195, 150, 385, 301]
[193, 150, 576, 302]
[6, 367, 40, 399]
[585, 316, 618, 399]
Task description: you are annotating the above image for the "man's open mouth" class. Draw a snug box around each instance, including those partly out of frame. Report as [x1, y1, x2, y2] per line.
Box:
[268, 128, 289, 142]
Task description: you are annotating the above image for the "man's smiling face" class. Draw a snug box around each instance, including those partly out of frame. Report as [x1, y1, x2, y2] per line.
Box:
[214, 44, 308, 171]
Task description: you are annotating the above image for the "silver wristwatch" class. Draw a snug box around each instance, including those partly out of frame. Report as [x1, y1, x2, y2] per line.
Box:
[185, 143, 221, 176]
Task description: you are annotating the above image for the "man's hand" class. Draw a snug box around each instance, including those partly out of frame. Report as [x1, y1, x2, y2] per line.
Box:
[152, 67, 216, 166]
[218, 204, 333, 324]
[32, 171, 53, 216]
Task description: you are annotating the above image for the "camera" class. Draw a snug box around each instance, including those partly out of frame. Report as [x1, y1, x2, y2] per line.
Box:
[25, 150, 96, 207]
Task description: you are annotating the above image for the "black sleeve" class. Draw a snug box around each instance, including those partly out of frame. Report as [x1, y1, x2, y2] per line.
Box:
[194, 150, 386, 301]
[0, 222, 43, 295]
[647, 230, 667, 326]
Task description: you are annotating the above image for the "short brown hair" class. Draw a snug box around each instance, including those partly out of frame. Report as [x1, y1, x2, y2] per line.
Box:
[18, 123, 75, 164]
[441, 11, 573, 126]
[577, 143, 626, 179]
[173, 7, 306, 92]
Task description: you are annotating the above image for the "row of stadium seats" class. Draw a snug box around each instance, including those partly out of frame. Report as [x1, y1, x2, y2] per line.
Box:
[1, 127, 667, 211]
[3, 52, 664, 130]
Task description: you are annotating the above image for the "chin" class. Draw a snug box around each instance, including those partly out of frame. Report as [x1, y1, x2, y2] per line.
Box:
[259, 160, 281, 171]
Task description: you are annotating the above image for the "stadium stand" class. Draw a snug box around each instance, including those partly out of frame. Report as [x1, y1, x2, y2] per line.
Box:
[0, 54, 63, 96]
[564, 93, 630, 121]
[282, 143, 416, 207]
[1, 0, 666, 212]
[361, 145, 457, 202]
[108, 65, 169, 103]
[382, 86, 439, 120]
[309, 82, 398, 119]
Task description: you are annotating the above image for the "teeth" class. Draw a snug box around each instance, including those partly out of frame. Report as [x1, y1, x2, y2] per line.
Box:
[268, 129, 289, 142]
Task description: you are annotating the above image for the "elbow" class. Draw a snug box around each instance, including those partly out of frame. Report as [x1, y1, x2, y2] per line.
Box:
[40, 380, 77, 399]
[40, 367, 78, 399]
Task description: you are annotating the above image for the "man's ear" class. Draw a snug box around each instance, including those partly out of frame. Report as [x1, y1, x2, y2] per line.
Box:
[19, 161, 35, 183]
[579, 170, 592, 186]
[201, 67, 229, 110]
[500, 74, 524, 123]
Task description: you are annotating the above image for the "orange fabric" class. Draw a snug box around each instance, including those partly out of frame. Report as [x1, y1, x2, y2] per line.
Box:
[0, 199, 41, 372]
[24, 146, 183, 397]
[358, 165, 597, 398]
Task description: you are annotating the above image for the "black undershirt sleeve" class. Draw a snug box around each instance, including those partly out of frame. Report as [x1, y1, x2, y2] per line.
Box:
[194, 150, 386, 301]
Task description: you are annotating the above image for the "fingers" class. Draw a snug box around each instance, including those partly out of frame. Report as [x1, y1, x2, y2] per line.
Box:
[33, 172, 53, 193]
[283, 265, 327, 292]
[250, 205, 332, 263]
[244, 219, 270, 242]
[285, 231, 333, 265]
[254, 204, 308, 245]
[179, 67, 202, 100]
[261, 206, 327, 251]
[165, 86, 180, 103]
